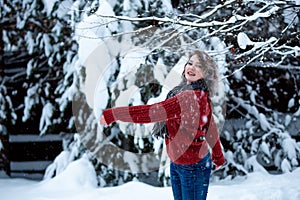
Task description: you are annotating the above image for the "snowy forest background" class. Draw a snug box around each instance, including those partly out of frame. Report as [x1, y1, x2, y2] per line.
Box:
[1, 0, 300, 188]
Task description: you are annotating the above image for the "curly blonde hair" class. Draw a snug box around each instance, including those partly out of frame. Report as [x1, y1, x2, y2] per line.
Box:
[182, 50, 219, 96]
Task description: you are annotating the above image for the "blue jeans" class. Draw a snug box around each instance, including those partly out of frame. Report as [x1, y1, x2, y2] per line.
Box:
[170, 153, 212, 200]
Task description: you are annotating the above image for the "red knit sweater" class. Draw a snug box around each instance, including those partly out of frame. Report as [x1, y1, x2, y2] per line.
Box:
[102, 90, 225, 166]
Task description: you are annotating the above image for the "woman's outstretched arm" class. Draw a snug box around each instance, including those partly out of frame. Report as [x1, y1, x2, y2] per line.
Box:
[101, 90, 204, 125]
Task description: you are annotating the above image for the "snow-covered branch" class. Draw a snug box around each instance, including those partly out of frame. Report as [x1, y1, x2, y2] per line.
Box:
[93, 5, 279, 29]
[230, 61, 300, 71]
[232, 96, 271, 131]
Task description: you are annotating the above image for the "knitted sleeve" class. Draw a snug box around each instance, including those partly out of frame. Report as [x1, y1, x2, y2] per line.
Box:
[102, 90, 197, 125]
[206, 115, 225, 167]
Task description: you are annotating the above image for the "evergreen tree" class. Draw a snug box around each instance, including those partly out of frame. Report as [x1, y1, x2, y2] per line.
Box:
[0, 0, 90, 174]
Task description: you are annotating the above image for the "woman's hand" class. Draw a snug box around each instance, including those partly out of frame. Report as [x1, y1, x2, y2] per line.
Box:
[100, 115, 107, 126]
[212, 153, 226, 170]
[213, 164, 222, 170]
[213, 160, 227, 170]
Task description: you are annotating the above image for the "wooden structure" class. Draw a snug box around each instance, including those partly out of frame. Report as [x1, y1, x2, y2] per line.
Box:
[1, 134, 64, 180]
[8, 134, 64, 180]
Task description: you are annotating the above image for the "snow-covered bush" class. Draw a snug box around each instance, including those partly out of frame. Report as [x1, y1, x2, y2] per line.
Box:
[42, 154, 98, 189]
[44, 134, 86, 180]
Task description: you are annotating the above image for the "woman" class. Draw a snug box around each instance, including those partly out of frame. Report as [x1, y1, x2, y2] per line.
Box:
[100, 50, 225, 200]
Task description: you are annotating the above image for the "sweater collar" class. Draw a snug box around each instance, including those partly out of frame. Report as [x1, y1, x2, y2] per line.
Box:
[167, 79, 209, 99]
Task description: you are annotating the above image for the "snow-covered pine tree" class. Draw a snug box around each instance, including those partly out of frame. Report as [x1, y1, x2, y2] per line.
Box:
[0, 0, 91, 176]
[72, 0, 177, 187]
[212, 0, 300, 179]
[1, 0, 84, 135]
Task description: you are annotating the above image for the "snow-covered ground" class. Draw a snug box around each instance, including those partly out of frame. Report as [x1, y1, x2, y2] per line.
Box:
[0, 156, 300, 200]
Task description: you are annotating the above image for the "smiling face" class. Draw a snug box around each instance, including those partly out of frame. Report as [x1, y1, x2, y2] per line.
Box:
[184, 54, 204, 84]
